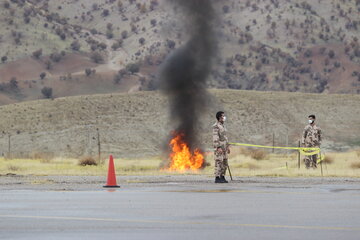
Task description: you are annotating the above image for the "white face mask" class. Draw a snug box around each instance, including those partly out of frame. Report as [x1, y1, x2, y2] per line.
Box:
[308, 119, 314, 124]
[223, 116, 227, 122]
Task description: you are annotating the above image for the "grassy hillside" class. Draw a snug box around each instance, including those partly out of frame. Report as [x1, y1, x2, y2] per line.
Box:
[0, 89, 359, 159]
[0, 0, 359, 105]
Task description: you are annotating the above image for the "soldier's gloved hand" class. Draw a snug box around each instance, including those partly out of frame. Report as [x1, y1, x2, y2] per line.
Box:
[216, 147, 223, 154]
[227, 147, 230, 154]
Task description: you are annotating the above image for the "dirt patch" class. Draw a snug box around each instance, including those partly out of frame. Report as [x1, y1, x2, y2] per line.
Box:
[47, 53, 98, 76]
[0, 57, 46, 82]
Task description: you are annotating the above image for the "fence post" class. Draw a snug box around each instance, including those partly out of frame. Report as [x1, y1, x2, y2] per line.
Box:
[286, 129, 289, 153]
[97, 128, 101, 164]
[320, 151, 323, 177]
[8, 134, 11, 159]
[272, 132, 275, 153]
[298, 140, 300, 169]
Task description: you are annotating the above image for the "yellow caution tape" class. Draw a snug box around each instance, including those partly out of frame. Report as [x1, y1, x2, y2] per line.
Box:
[229, 142, 320, 153]
[229, 142, 325, 163]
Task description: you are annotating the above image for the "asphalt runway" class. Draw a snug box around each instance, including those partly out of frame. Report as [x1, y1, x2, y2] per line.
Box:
[1, 177, 360, 240]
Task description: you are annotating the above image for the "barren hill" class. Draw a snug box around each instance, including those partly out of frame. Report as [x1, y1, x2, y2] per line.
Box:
[0, 0, 359, 105]
[0, 89, 359, 159]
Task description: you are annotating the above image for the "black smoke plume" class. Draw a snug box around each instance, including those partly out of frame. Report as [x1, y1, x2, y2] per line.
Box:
[159, 0, 217, 154]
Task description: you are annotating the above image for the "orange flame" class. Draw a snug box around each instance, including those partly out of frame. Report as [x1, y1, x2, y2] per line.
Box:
[167, 132, 205, 172]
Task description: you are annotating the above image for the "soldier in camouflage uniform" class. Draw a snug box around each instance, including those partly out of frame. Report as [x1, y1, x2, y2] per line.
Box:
[301, 114, 322, 169]
[213, 111, 230, 183]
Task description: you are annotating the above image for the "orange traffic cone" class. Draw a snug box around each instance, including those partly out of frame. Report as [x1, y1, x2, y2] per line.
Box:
[103, 155, 120, 188]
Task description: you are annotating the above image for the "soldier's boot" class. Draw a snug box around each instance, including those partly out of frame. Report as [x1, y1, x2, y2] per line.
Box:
[220, 176, 228, 183]
[312, 158, 317, 169]
[215, 176, 222, 183]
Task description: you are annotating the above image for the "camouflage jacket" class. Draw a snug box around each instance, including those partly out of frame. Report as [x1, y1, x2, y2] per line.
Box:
[213, 121, 229, 151]
[302, 124, 322, 147]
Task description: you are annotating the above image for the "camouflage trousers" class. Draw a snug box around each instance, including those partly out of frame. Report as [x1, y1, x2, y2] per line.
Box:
[214, 151, 228, 177]
[304, 154, 318, 169]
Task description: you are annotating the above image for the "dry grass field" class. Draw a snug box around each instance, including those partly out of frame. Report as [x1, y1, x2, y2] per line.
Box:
[1, 148, 359, 177]
[0, 89, 359, 159]
[223, 147, 360, 177]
